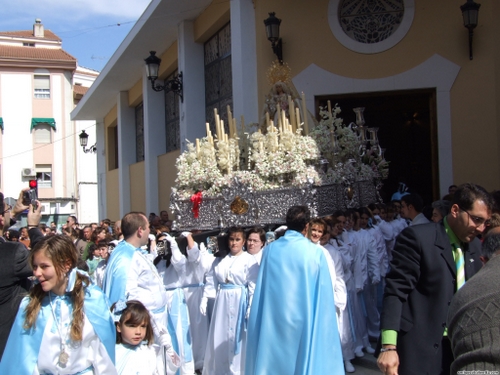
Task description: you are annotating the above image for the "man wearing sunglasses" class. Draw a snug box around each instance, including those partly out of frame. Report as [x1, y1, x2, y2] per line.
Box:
[377, 183, 493, 375]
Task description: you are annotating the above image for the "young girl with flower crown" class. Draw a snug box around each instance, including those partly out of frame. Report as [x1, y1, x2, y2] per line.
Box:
[113, 300, 166, 375]
[0, 235, 117, 375]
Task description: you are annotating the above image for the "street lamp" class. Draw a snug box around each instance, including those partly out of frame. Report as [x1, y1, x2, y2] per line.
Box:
[460, 0, 481, 60]
[79, 130, 96, 153]
[144, 51, 183, 101]
[264, 12, 283, 63]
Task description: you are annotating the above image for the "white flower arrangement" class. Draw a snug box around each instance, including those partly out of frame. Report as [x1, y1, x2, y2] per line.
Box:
[173, 104, 389, 199]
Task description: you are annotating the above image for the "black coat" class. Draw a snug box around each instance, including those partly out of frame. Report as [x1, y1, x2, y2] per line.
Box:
[380, 221, 482, 375]
[0, 227, 44, 360]
[0, 240, 32, 360]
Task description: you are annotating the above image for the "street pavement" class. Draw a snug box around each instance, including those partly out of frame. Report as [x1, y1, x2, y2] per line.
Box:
[346, 352, 380, 375]
[344, 342, 381, 375]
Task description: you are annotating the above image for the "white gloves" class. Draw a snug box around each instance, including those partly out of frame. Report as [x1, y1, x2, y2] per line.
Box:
[246, 295, 253, 320]
[165, 233, 178, 250]
[275, 225, 288, 233]
[166, 346, 181, 366]
[165, 233, 182, 262]
[158, 328, 180, 372]
[181, 231, 192, 238]
[164, 346, 181, 373]
[200, 297, 208, 315]
[157, 327, 173, 349]
[199, 242, 207, 253]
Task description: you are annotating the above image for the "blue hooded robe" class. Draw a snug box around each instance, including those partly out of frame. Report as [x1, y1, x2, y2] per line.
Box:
[245, 230, 344, 375]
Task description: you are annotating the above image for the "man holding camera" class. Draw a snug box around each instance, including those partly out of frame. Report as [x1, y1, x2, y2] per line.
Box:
[0, 189, 44, 360]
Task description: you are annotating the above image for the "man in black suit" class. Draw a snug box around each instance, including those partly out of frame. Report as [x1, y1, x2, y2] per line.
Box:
[0, 190, 44, 360]
[377, 183, 493, 375]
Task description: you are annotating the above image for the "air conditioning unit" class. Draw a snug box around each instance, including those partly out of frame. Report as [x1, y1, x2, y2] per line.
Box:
[22, 168, 36, 177]
[40, 202, 50, 214]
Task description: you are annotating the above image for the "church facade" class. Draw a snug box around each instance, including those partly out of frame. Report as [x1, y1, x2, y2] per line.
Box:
[72, 0, 500, 220]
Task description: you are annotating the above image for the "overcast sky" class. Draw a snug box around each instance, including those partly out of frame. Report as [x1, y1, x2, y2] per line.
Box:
[0, 0, 151, 71]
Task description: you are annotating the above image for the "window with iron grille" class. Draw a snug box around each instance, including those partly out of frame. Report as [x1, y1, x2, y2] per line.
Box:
[339, 0, 404, 44]
[204, 22, 232, 136]
[165, 70, 180, 152]
[135, 103, 144, 162]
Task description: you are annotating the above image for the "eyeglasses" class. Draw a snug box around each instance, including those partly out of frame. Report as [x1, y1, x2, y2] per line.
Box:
[247, 239, 262, 244]
[459, 206, 491, 228]
[0, 204, 12, 216]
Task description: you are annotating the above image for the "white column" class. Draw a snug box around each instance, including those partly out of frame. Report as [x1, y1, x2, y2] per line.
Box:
[95, 120, 107, 220]
[117, 91, 135, 216]
[230, 0, 259, 123]
[143, 73, 166, 215]
[178, 21, 206, 151]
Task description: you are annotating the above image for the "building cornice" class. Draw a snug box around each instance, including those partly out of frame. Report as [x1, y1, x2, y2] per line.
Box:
[0, 58, 77, 70]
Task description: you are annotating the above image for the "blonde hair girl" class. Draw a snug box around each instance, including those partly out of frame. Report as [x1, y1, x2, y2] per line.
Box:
[0, 235, 117, 375]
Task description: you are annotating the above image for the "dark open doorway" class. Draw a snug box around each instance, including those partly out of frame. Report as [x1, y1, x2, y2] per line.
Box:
[316, 89, 439, 205]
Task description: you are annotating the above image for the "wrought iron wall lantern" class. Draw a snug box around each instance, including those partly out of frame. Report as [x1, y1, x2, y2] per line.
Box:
[460, 0, 481, 60]
[144, 51, 183, 101]
[264, 12, 283, 63]
[79, 130, 96, 153]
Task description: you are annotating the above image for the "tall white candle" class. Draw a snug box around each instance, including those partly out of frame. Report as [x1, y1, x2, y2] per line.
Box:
[277, 104, 282, 129]
[281, 108, 286, 131]
[295, 107, 301, 134]
[215, 114, 221, 141]
[288, 95, 296, 131]
[301, 92, 309, 135]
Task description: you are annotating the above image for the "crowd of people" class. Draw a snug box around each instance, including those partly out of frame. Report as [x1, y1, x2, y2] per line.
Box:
[0, 183, 499, 374]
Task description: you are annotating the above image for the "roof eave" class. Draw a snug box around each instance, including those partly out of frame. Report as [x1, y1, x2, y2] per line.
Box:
[71, 0, 211, 121]
[0, 58, 77, 70]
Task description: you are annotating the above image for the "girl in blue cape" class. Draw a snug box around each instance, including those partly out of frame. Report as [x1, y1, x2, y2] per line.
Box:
[0, 235, 117, 375]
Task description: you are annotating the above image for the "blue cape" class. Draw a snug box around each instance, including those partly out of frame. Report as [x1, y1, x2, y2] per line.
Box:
[0, 282, 116, 374]
[103, 240, 136, 305]
[245, 230, 344, 375]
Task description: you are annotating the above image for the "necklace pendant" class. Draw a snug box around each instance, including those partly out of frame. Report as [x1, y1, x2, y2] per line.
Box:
[59, 348, 69, 366]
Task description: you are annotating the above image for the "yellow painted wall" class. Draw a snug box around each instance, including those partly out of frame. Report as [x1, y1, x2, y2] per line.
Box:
[130, 161, 146, 212]
[128, 79, 143, 108]
[158, 150, 181, 215]
[254, 0, 500, 190]
[103, 106, 120, 219]
[159, 42, 179, 79]
[106, 168, 120, 220]
[194, 0, 230, 43]
[104, 105, 117, 128]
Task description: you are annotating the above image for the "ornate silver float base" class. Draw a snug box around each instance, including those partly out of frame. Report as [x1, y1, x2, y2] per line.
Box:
[171, 180, 379, 231]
